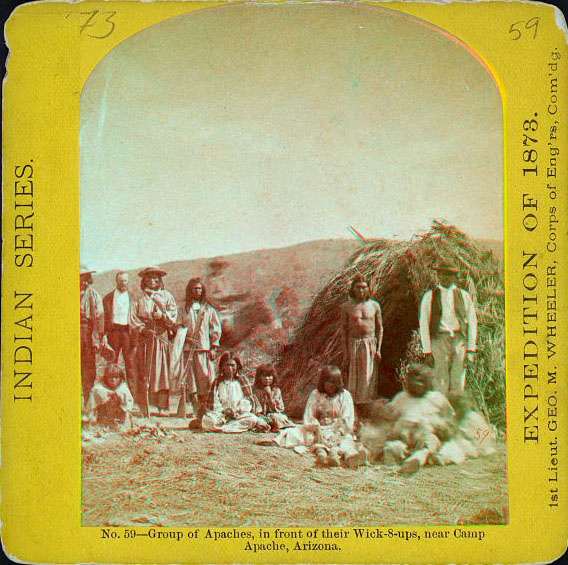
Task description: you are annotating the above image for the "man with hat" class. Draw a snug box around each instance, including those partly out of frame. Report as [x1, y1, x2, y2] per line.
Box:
[419, 259, 478, 393]
[80, 265, 104, 404]
[130, 267, 178, 417]
[205, 258, 249, 340]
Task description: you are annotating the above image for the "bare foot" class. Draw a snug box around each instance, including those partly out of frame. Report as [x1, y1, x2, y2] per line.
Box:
[346, 447, 369, 469]
[256, 440, 276, 447]
[399, 458, 421, 476]
[327, 454, 341, 467]
[188, 418, 202, 430]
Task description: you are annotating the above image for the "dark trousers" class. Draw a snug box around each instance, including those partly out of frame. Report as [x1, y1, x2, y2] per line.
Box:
[81, 345, 97, 404]
[107, 324, 137, 398]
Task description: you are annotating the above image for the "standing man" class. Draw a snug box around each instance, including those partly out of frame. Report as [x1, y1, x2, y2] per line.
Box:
[177, 277, 221, 418]
[80, 265, 104, 405]
[103, 271, 136, 399]
[419, 260, 478, 394]
[130, 267, 178, 417]
[340, 275, 383, 403]
[206, 259, 237, 335]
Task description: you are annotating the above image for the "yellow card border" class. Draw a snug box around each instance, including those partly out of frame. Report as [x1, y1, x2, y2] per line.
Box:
[3, 1, 567, 563]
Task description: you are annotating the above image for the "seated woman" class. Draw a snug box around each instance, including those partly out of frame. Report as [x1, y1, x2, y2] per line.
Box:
[382, 363, 455, 476]
[431, 392, 497, 466]
[253, 363, 294, 431]
[84, 364, 134, 428]
[274, 365, 368, 468]
[201, 352, 270, 433]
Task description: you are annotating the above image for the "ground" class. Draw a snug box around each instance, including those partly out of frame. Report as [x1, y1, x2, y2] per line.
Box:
[82, 412, 508, 527]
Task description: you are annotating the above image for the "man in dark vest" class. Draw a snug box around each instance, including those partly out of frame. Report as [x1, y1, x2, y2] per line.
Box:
[103, 271, 137, 399]
[419, 260, 477, 393]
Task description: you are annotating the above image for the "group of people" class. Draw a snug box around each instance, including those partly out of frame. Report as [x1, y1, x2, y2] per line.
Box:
[80, 257, 490, 473]
[266, 361, 495, 474]
[80, 264, 232, 421]
[340, 258, 478, 404]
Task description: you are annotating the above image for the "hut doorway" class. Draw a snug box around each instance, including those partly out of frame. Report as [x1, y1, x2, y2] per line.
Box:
[376, 269, 419, 399]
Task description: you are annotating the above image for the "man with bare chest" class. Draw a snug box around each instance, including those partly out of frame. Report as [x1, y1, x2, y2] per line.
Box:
[340, 275, 384, 403]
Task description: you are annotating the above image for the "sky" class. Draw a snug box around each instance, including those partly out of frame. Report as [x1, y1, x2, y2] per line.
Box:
[80, 3, 503, 273]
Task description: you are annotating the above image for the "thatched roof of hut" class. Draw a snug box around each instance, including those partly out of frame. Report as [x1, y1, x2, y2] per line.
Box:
[277, 221, 505, 428]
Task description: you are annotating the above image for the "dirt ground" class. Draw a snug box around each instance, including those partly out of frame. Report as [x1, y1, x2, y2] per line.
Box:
[82, 411, 508, 528]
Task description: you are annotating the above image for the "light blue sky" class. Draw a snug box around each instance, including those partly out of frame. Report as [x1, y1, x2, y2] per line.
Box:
[80, 3, 503, 273]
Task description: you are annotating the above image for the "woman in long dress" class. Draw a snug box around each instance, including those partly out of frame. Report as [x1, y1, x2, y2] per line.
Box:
[130, 267, 178, 417]
[201, 352, 269, 433]
[274, 366, 368, 468]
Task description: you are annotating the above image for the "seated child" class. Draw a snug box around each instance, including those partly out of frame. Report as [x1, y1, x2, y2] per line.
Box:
[274, 366, 368, 468]
[201, 352, 270, 433]
[311, 407, 356, 467]
[382, 363, 455, 476]
[84, 364, 134, 428]
[253, 363, 294, 431]
[431, 393, 497, 466]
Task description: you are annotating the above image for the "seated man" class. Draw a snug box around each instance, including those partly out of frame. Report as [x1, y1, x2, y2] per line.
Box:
[84, 364, 134, 428]
[382, 364, 455, 476]
[431, 393, 497, 466]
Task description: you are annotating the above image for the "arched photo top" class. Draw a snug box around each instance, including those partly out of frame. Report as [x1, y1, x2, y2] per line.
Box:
[80, 2, 503, 273]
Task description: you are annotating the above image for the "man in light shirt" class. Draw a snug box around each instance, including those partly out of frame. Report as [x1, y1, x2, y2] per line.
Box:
[419, 260, 478, 393]
[103, 271, 136, 398]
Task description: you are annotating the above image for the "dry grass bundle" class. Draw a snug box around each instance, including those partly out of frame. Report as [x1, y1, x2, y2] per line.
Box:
[277, 221, 505, 428]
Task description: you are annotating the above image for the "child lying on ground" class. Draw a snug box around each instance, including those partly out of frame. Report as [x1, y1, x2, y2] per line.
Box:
[253, 363, 294, 431]
[382, 363, 455, 476]
[84, 364, 134, 428]
[430, 393, 497, 466]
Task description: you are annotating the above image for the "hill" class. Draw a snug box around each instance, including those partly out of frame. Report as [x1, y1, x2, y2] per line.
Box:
[92, 238, 361, 308]
[92, 236, 503, 310]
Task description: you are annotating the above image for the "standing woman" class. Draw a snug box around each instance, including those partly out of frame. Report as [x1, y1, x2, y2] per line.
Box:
[273, 366, 368, 468]
[130, 267, 178, 417]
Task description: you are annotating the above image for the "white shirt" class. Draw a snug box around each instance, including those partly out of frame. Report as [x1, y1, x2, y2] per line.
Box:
[112, 290, 130, 325]
[182, 302, 221, 350]
[213, 380, 252, 415]
[303, 389, 355, 433]
[419, 284, 477, 353]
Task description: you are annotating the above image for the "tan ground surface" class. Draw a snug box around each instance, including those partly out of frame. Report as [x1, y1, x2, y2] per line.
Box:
[82, 415, 508, 528]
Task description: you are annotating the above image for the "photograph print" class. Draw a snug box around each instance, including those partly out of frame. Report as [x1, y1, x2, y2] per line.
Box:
[79, 2, 507, 527]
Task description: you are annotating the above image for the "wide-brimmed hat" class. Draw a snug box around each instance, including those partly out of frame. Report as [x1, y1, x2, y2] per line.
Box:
[137, 266, 167, 278]
[208, 259, 230, 270]
[80, 264, 96, 276]
[432, 259, 462, 273]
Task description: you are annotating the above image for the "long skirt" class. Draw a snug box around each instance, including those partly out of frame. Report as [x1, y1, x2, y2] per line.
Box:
[183, 350, 215, 416]
[137, 335, 170, 410]
[347, 336, 378, 402]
